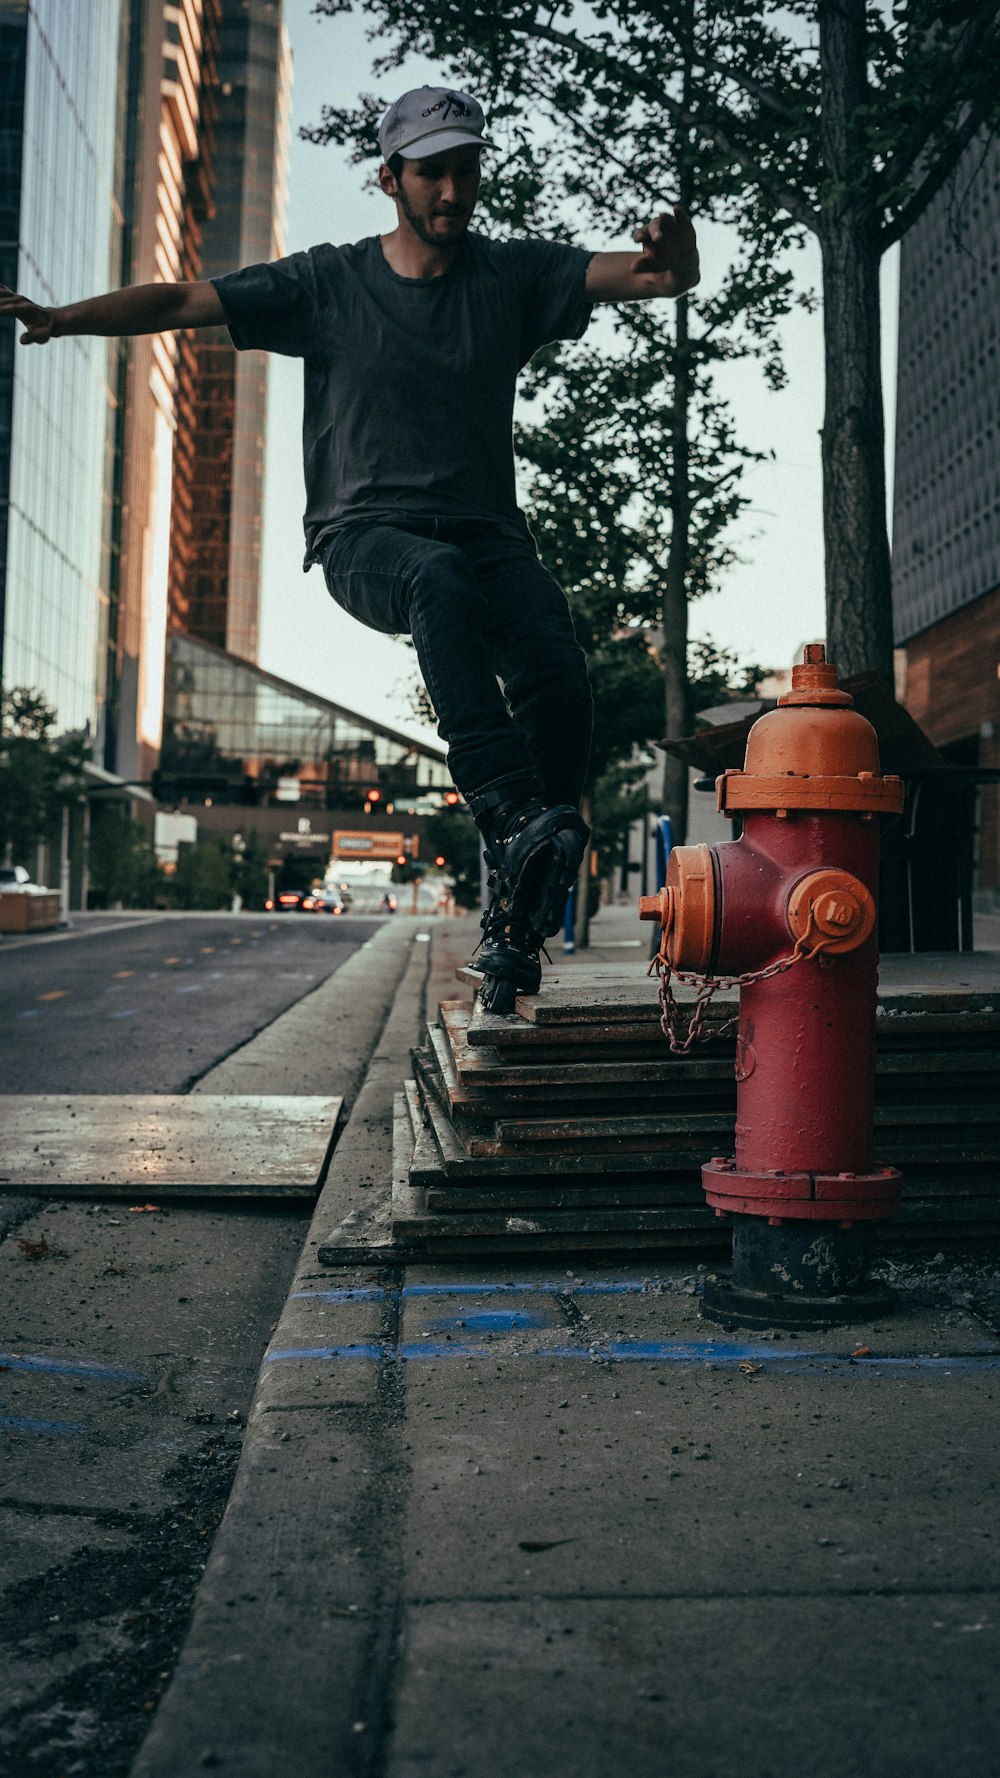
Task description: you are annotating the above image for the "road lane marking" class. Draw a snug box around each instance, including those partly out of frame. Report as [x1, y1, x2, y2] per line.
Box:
[200, 946, 215, 954]
[114, 970, 134, 978]
[163, 956, 181, 965]
[37, 990, 67, 1002]
[0, 1352, 144, 1382]
[0, 1413, 87, 1436]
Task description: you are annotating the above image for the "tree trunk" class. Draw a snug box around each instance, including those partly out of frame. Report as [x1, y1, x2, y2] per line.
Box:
[660, 294, 691, 844]
[819, 220, 895, 684]
[818, 0, 895, 685]
[661, 35, 695, 840]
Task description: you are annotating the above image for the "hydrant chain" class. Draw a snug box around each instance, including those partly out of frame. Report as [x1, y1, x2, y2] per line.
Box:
[648, 910, 823, 1055]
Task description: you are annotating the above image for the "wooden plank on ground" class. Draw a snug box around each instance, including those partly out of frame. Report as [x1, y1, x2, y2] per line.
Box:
[461, 954, 1000, 1033]
[0, 1095, 342, 1198]
[425, 1179, 708, 1212]
[441, 1000, 731, 1079]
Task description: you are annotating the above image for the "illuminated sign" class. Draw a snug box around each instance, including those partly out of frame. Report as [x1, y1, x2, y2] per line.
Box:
[333, 830, 418, 860]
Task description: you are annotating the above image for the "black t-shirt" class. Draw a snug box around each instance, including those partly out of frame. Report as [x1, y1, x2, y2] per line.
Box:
[211, 233, 595, 565]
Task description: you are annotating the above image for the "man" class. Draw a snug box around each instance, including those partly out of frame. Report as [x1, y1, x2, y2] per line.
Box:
[0, 84, 698, 1012]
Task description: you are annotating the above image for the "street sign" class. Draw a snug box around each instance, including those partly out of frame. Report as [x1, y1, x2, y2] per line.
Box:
[334, 830, 405, 860]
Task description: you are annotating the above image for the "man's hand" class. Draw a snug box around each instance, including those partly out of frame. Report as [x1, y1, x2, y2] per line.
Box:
[585, 205, 700, 304]
[0, 286, 57, 345]
[631, 206, 698, 277]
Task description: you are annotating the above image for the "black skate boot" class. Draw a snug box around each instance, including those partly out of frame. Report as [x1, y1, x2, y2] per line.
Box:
[468, 781, 589, 1015]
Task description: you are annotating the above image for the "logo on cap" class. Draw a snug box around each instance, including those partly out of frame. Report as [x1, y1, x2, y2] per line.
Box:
[378, 85, 491, 161]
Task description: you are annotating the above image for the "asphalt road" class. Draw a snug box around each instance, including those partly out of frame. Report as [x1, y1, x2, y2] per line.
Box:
[0, 914, 410, 1776]
[0, 911, 377, 1093]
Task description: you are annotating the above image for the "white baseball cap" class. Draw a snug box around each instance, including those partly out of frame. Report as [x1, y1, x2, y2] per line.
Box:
[378, 86, 491, 161]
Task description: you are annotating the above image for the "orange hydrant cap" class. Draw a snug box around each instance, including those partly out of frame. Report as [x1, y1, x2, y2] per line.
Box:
[739, 645, 882, 784]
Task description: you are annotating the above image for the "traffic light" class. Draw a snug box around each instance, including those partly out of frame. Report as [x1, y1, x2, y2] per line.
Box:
[435, 854, 446, 868]
[367, 787, 381, 803]
[443, 789, 460, 806]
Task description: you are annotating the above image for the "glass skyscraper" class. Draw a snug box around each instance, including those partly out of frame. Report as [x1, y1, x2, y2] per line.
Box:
[162, 630, 451, 808]
[169, 0, 291, 662]
[0, 0, 126, 742]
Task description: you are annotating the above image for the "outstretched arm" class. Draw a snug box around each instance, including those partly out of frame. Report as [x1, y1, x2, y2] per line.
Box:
[0, 279, 225, 345]
[585, 205, 699, 304]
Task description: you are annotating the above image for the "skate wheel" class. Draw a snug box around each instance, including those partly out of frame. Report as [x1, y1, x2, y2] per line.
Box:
[479, 973, 519, 1016]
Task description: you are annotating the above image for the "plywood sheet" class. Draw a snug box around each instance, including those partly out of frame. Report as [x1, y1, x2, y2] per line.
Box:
[0, 1095, 342, 1197]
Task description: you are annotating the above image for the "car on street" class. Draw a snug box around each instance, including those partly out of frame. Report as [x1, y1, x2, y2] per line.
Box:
[265, 888, 313, 912]
[308, 889, 345, 915]
[264, 886, 345, 913]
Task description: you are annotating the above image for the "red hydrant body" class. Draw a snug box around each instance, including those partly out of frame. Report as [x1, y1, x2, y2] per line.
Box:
[641, 647, 905, 1323]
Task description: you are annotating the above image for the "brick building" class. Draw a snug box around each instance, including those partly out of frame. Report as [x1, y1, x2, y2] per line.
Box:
[892, 132, 1000, 902]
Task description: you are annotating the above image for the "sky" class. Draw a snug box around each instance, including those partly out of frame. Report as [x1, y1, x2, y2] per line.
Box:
[257, 0, 900, 743]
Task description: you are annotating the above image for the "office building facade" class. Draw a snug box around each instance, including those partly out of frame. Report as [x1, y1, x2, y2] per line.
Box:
[107, 0, 221, 788]
[892, 131, 1000, 897]
[167, 0, 291, 662]
[159, 630, 452, 877]
[162, 630, 451, 807]
[0, 0, 126, 742]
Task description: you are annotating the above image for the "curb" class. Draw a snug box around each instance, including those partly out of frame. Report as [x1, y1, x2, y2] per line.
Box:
[128, 924, 436, 1777]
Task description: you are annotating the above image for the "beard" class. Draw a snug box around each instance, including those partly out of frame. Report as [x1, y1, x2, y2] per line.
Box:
[397, 181, 469, 249]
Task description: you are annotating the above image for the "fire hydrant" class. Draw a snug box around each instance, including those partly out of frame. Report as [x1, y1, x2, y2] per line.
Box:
[640, 645, 905, 1328]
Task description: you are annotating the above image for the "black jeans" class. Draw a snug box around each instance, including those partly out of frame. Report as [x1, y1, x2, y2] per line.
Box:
[321, 517, 593, 806]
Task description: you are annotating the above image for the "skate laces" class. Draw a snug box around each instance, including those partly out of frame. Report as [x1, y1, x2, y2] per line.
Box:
[475, 889, 550, 965]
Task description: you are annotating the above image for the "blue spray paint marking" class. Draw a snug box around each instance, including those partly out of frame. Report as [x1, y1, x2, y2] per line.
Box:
[403, 1281, 666, 1299]
[427, 1311, 546, 1332]
[109, 1008, 139, 1019]
[0, 1411, 87, 1435]
[293, 1280, 682, 1305]
[267, 1344, 390, 1363]
[292, 1288, 388, 1304]
[264, 1341, 1000, 1371]
[0, 1353, 144, 1384]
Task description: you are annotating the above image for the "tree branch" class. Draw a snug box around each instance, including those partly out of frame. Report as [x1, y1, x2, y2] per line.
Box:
[880, 99, 996, 249]
[688, 46, 805, 129]
[876, 0, 1000, 204]
[486, 11, 821, 233]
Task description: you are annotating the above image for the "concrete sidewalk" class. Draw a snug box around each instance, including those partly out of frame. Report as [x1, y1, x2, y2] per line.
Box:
[130, 913, 1000, 1778]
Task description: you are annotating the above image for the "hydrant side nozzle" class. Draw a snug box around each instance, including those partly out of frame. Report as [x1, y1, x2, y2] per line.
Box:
[638, 887, 673, 929]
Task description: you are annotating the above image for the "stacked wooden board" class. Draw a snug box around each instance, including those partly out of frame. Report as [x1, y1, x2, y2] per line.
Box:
[321, 953, 1000, 1262]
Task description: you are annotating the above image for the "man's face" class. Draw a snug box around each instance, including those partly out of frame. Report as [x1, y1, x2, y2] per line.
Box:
[385, 147, 482, 247]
